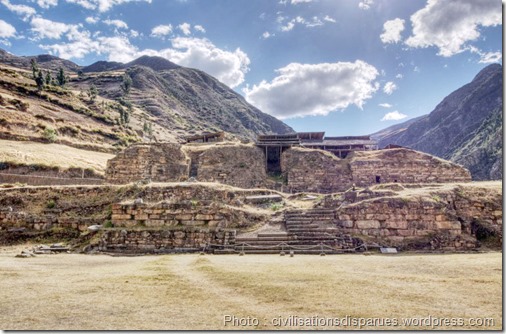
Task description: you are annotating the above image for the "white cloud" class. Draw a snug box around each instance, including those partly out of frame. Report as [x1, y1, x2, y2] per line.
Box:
[103, 19, 128, 29]
[157, 37, 250, 88]
[31, 17, 73, 39]
[85, 16, 98, 24]
[194, 25, 205, 33]
[178, 22, 191, 35]
[280, 15, 326, 32]
[262, 31, 272, 39]
[244, 60, 379, 119]
[323, 15, 336, 23]
[151, 24, 172, 38]
[381, 111, 407, 121]
[65, 0, 151, 12]
[469, 46, 502, 64]
[291, 0, 312, 3]
[358, 0, 373, 10]
[383, 81, 397, 95]
[1, 0, 36, 19]
[395, 73, 403, 79]
[379, 103, 392, 108]
[37, 0, 58, 8]
[405, 0, 501, 57]
[380, 18, 404, 44]
[0, 19, 16, 38]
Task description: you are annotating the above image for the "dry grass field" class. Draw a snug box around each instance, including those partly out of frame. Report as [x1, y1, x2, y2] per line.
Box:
[0, 245, 501, 330]
[0, 139, 114, 174]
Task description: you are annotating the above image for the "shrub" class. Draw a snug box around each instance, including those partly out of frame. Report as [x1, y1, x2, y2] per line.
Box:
[46, 199, 56, 209]
[43, 127, 58, 142]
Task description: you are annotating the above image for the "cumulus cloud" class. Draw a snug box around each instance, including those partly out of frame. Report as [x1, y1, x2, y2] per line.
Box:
[37, 0, 58, 8]
[323, 15, 336, 23]
[103, 19, 128, 29]
[244, 60, 379, 119]
[358, 0, 373, 10]
[65, 0, 152, 12]
[157, 37, 250, 88]
[0, 19, 16, 38]
[379, 103, 392, 108]
[262, 31, 272, 39]
[405, 0, 501, 57]
[151, 24, 172, 38]
[194, 25, 205, 33]
[31, 17, 73, 39]
[383, 81, 397, 95]
[1, 0, 36, 19]
[469, 46, 502, 64]
[42, 33, 250, 88]
[380, 18, 405, 44]
[178, 22, 191, 35]
[381, 111, 407, 121]
[85, 16, 98, 24]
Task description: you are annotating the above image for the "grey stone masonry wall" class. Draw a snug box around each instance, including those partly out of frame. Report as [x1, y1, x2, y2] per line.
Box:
[105, 143, 189, 184]
[349, 148, 471, 186]
[281, 147, 352, 193]
[99, 228, 235, 253]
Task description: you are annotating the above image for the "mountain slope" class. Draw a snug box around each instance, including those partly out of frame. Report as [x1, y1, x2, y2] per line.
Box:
[0, 50, 293, 148]
[373, 64, 502, 180]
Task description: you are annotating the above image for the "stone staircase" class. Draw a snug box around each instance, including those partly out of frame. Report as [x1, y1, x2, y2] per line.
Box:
[216, 209, 361, 254]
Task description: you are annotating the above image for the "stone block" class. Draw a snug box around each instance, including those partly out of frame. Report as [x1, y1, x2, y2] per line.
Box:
[383, 220, 408, 229]
[176, 214, 193, 220]
[196, 214, 213, 220]
[435, 221, 461, 230]
[181, 220, 205, 226]
[355, 220, 381, 229]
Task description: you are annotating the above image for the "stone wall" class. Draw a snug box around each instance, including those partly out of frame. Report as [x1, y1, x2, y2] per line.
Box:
[111, 199, 267, 229]
[192, 144, 269, 189]
[323, 185, 502, 250]
[349, 148, 471, 186]
[105, 143, 189, 184]
[281, 147, 352, 193]
[280, 147, 471, 193]
[98, 229, 235, 254]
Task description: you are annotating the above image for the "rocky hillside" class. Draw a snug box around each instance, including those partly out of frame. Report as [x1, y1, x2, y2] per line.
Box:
[0, 49, 293, 150]
[372, 64, 502, 180]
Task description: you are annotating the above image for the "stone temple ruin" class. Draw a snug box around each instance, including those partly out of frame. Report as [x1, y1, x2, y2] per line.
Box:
[105, 132, 471, 193]
[2, 132, 499, 255]
[85, 133, 500, 255]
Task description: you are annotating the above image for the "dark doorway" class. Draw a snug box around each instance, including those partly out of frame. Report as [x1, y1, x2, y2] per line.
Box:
[265, 146, 282, 175]
[375, 175, 381, 183]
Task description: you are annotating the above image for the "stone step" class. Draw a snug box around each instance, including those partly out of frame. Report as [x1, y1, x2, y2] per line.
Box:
[285, 223, 320, 229]
[225, 249, 351, 255]
[236, 236, 291, 242]
[287, 228, 337, 233]
[286, 209, 335, 214]
[235, 239, 291, 245]
[257, 232, 289, 238]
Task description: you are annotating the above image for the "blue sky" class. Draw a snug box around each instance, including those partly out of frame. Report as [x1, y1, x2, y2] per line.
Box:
[0, 0, 502, 135]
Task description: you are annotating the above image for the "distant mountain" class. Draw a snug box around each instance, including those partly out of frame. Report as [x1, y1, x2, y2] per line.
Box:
[372, 64, 502, 180]
[0, 49, 293, 144]
[0, 49, 80, 72]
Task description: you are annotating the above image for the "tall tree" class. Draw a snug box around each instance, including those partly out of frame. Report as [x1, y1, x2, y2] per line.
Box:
[30, 59, 38, 79]
[35, 70, 45, 92]
[45, 71, 52, 85]
[120, 73, 132, 96]
[56, 67, 66, 87]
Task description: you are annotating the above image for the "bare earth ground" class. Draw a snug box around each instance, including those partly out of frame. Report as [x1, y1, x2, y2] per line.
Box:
[0, 245, 501, 330]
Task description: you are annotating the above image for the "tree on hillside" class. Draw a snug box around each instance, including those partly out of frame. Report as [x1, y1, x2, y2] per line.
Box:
[87, 85, 98, 102]
[56, 67, 66, 87]
[120, 73, 132, 96]
[35, 70, 45, 92]
[45, 71, 52, 85]
[30, 59, 38, 79]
